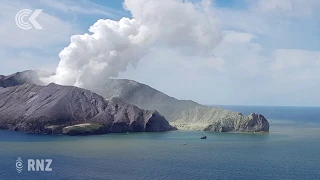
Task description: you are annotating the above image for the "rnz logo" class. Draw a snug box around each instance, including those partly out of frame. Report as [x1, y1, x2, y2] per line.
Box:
[16, 157, 52, 173]
[28, 159, 52, 172]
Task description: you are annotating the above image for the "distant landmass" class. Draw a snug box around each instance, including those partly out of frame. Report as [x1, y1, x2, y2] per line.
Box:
[0, 70, 269, 133]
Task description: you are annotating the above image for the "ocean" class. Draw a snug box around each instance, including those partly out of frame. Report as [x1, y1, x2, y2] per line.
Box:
[0, 106, 320, 180]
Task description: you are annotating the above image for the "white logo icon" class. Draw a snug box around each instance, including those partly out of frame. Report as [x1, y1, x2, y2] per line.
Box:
[15, 9, 43, 30]
[16, 157, 23, 173]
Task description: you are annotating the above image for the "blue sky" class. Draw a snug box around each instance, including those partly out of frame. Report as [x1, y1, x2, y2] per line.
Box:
[0, 0, 320, 106]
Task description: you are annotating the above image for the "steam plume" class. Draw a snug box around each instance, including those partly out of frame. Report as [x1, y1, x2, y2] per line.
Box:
[45, 0, 221, 88]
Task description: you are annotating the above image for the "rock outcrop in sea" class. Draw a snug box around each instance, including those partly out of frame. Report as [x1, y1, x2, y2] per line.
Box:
[0, 83, 176, 135]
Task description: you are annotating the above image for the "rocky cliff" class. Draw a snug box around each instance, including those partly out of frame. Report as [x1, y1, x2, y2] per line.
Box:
[0, 83, 176, 135]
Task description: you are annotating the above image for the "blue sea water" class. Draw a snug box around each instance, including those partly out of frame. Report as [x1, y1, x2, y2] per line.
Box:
[0, 106, 320, 180]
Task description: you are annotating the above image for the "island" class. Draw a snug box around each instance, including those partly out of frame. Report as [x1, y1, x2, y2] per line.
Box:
[0, 70, 269, 134]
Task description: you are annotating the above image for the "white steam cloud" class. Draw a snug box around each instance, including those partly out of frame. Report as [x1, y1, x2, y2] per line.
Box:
[45, 0, 221, 88]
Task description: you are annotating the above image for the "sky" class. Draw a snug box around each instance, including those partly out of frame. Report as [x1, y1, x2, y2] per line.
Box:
[0, 0, 320, 106]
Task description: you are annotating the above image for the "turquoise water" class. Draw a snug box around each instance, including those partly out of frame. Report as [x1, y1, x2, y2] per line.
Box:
[1, 106, 320, 180]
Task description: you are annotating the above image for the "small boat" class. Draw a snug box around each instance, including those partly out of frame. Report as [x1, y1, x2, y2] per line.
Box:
[200, 135, 207, 139]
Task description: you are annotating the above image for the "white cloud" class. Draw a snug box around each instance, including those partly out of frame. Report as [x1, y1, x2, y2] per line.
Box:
[222, 31, 256, 44]
[272, 49, 320, 70]
[215, 8, 271, 35]
[250, 0, 320, 17]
